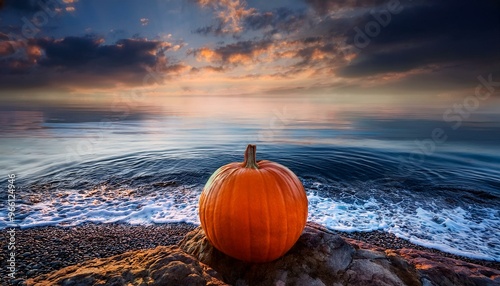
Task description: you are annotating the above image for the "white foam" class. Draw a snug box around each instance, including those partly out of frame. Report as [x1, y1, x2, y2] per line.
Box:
[389, 206, 499, 261]
[307, 191, 500, 261]
[0, 185, 201, 229]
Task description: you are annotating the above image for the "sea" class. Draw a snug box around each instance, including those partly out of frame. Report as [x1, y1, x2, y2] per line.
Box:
[1, 95, 499, 261]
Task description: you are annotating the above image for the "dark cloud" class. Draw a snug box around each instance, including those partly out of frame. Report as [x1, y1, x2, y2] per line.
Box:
[194, 25, 225, 37]
[0, 35, 183, 89]
[37, 36, 162, 69]
[190, 39, 273, 66]
[1, 0, 67, 12]
[193, 4, 307, 37]
[244, 7, 307, 35]
[0, 33, 15, 56]
[304, 0, 390, 15]
[3, 0, 40, 12]
[215, 40, 271, 59]
[190, 65, 226, 73]
[339, 0, 500, 78]
[194, 0, 307, 38]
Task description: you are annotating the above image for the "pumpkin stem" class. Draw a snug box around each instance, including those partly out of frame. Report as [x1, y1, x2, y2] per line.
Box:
[243, 144, 259, 169]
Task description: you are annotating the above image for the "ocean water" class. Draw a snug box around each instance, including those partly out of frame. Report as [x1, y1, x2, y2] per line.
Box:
[0, 95, 499, 261]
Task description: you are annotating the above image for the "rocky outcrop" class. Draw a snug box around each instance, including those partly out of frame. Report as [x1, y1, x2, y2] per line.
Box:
[27, 222, 500, 286]
[179, 222, 422, 286]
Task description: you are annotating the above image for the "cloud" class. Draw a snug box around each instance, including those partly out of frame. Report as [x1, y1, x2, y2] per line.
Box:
[193, 0, 255, 36]
[140, 18, 149, 26]
[244, 7, 307, 35]
[189, 35, 348, 81]
[2, 0, 499, 96]
[35, 36, 169, 70]
[189, 0, 499, 97]
[0, 33, 16, 56]
[191, 40, 272, 65]
[186, 0, 500, 95]
[193, 2, 307, 37]
[304, 0, 391, 15]
[0, 35, 187, 90]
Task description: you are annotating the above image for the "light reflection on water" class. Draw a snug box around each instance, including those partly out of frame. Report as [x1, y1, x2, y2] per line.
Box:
[1, 95, 499, 180]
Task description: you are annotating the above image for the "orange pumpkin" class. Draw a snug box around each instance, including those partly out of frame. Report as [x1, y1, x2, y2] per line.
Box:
[199, 144, 308, 263]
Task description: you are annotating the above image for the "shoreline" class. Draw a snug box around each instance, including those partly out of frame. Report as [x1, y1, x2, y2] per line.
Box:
[1, 222, 499, 283]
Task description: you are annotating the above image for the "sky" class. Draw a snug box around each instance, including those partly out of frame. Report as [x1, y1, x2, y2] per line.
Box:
[0, 0, 499, 99]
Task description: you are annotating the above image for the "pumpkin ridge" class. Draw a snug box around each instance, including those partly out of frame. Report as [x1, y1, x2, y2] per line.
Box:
[285, 172, 302, 249]
[235, 168, 253, 259]
[224, 168, 240, 257]
[286, 168, 307, 247]
[268, 167, 303, 252]
[258, 169, 272, 261]
[269, 169, 289, 258]
[246, 174, 254, 262]
[291, 171, 308, 242]
[202, 174, 219, 248]
[242, 170, 260, 261]
[211, 167, 239, 250]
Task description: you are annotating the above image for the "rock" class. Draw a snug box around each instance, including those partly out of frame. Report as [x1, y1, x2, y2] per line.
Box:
[179, 222, 499, 286]
[179, 222, 419, 285]
[26, 222, 500, 286]
[25, 246, 227, 286]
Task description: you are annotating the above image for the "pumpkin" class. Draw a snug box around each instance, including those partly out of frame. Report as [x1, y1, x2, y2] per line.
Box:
[199, 144, 308, 263]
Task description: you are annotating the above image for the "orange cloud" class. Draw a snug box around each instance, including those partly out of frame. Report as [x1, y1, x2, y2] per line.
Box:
[190, 36, 350, 79]
[195, 47, 221, 62]
[0, 41, 15, 56]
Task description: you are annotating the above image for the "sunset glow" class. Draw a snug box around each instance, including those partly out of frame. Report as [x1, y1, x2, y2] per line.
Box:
[1, 0, 498, 99]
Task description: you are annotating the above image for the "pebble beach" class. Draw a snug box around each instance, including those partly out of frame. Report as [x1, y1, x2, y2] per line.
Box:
[2, 223, 499, 285]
